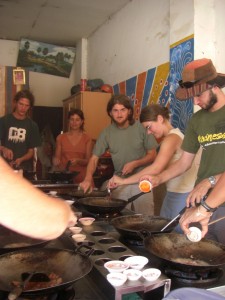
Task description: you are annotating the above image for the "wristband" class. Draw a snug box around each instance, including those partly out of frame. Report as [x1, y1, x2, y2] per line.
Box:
[200, 196, 217, 213]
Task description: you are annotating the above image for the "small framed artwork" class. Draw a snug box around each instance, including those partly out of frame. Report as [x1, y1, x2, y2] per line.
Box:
[13, 68, 26, 85]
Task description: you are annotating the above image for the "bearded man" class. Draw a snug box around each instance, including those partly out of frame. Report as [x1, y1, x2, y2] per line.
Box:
[80, 94, 158, 215]
[148, 58, 225, 244]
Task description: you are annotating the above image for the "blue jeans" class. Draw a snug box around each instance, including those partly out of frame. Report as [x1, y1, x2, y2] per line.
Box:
[160, 191, 189, 233]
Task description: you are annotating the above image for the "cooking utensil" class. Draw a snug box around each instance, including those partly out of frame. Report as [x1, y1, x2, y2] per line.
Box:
[142, 232, 225, 272]
[0, 246, 93, 296]
[111, 214, 177, 241]
[160, 206, 187, 232]
[107, 187, 112, 200]
[8, 272, 50, 300]
[0, 226, 49, 254]
[65, 160, 72, 172]
[76, 192, 145, 214]
[208, 215, 225, 226]
[8, 272, 35, 300]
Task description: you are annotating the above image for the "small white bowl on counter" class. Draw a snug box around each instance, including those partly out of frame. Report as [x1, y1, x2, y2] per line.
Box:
[104, 260, 129, 273]
[124, 256, 148, 270]
[48, 190, 57, 196]
[65, 200, 75, 206]
[107, 272, 127, 287]
[69, 226, 82, 234]
[142, 268, 161, 281]
[79, 217, 95, 226]
[123, 269, 142, 281]
[71, 233, 86, 243]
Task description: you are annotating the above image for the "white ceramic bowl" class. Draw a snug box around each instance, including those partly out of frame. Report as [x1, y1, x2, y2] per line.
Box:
[65, 200, 75, 206]
[123, 269, 142, 281]
[124, 256, 149, 270]
[69, 226, 82, 234]
[104, 260, 129, 273]
[106, 272, 127, 287]
[48, 190, 57, 196]
[71, 233, 86, 243]
[187, 226, 202, 242]
[79, 217, 95, 226]
[142, 268, 161, 281]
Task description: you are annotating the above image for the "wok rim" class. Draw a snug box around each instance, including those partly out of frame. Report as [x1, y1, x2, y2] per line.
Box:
[110, 214, 176, 233]
[143, 232, 225, 269]
[78, 197, 127, 207]
[0, 247, 93, 294]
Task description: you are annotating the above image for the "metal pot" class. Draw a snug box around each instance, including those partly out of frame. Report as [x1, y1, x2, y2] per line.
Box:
[110, 214, 177, 241]
[76, 192, 145, 215]
[0, 246, 93, 296]
[0, 226, 49, 254]
[142, 232, 225, 272]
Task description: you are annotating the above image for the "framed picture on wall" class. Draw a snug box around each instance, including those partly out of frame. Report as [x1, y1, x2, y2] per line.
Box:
[13, 68, 26, 85]
[16, 38, 76, 78]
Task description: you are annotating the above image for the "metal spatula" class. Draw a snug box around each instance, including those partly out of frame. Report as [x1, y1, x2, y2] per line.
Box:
[8, 272, 50, 300]
[160, 206, 187, 232]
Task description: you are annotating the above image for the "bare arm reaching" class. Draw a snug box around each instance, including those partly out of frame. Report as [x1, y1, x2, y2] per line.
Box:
[0, 157, 76, 240]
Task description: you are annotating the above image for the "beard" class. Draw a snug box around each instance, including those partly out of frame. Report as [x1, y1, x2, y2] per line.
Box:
[204, 90, 218, 110]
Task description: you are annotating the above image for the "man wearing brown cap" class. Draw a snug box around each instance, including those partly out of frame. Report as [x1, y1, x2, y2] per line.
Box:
[148, 58, 225, 244]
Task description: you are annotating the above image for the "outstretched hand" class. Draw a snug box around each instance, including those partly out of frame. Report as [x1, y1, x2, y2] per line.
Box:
[108, 175, 124, 189]
[186, 178, 211, 207]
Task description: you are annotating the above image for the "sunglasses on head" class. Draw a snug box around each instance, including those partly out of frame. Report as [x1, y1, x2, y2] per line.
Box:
[178, 79, 201, 88]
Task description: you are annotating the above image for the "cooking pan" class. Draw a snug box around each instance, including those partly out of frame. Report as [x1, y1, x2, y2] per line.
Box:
[0, 226, 49, 254]
[110, 214, 177, 241]
[142, 232, 225, 272]
[0, 246, 93, 296]
[47, 171, 79, 183]
[67, 189, 108, 199]
[76, 192, 145, 214]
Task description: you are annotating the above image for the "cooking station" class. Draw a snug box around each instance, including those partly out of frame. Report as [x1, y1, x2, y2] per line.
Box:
[7, 179, 225, 300]
[71, 199, 225, 300]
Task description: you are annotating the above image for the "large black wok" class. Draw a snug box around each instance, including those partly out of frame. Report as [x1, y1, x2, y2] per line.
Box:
[111, 214, 177, 241]
[0, 247, 93, 296]
[67, 189, 108, 199]
[76, 192, 145, 214]
[143, 232, 225, 272]
[47, 171, 79, 183]
[0, 226, 49, 253]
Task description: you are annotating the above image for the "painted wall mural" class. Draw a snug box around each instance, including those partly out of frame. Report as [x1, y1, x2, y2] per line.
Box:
[113, 35, 194, 134]
[170, 35, 194, 133]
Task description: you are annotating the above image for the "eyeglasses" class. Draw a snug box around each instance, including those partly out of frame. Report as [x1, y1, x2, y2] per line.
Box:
[178, 79, 201, 88]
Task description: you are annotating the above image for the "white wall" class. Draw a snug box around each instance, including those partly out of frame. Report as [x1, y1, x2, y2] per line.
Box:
[87, 0, 170, 84]
[170, 0, 194, 45]
[1, 0, 225, 107]
[0, 39, 77, 107]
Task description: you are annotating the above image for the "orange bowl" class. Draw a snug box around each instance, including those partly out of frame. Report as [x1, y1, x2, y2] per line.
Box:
[139, 180, 152, 193]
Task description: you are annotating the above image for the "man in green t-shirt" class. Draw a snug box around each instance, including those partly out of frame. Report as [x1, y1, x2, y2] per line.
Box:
[148, 58, 225, 244]
[80, 94, 158, 215]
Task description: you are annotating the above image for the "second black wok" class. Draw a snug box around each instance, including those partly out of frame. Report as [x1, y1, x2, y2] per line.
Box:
[111, 214, 177, 240]
[76, 192, 145, 214]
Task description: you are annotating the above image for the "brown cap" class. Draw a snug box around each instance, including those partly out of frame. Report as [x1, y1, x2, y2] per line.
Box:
[176, 58, 225, 100]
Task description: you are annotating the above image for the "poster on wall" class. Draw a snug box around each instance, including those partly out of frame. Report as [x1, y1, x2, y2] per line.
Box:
[16, 38, 76, 78]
